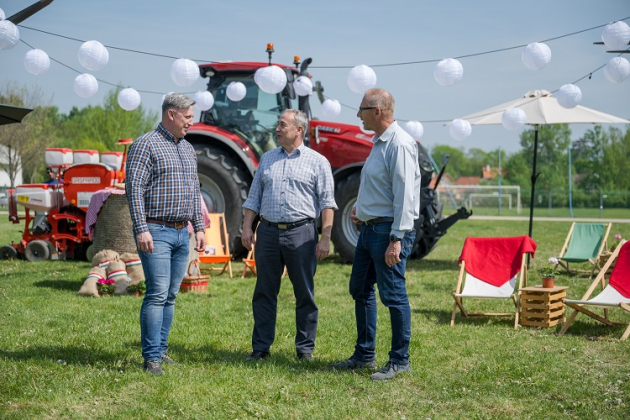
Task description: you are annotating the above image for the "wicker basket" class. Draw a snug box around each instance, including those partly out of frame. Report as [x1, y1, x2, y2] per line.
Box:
[180, 260, 210, 293]
[92, 193, 137, 255]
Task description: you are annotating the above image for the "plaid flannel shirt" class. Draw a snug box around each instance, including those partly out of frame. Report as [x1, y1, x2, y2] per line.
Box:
[126, 123, 204, 234]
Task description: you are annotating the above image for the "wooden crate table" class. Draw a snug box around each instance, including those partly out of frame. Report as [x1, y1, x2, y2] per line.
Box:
[519, 285, 569, 328]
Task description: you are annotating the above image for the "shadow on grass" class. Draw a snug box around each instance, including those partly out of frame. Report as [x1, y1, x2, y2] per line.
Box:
[0, 345, 134, 370]
[415, 306, 519, 328]
[556, 319, 630, 341]
[33, 279, 80, 292]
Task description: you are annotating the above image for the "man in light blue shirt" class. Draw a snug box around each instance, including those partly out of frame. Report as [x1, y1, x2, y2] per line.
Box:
[331, 88, 421, 381]
[242, 109, 337, 362]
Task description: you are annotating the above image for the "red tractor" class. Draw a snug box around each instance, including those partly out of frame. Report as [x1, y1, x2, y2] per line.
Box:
[186, 53, 471, 262]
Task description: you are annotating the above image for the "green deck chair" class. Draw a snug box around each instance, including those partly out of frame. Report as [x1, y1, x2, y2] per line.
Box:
[555, 222, 612, 279]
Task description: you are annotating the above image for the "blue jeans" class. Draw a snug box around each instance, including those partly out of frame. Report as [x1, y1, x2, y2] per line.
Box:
[349, 222, 415, 365]
[137, 223, 189, 362]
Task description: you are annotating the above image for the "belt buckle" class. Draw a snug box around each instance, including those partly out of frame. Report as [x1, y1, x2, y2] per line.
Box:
[278, 223, 288, 230]
[175, 221, 185, 229]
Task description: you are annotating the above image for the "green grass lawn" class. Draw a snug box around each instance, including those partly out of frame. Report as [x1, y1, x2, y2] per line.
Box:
[1, 217, 630, 418]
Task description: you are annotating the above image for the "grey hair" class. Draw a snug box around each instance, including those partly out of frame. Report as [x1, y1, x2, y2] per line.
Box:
[364, 88, 395, 113]
[162, 93, 196, 113]
[284, 109, 308, 136]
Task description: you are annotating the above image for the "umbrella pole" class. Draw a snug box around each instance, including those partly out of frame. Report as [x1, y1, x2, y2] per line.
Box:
[527, 125, 540, 267]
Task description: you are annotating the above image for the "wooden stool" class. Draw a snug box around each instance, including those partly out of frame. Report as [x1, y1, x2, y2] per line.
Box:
[519, 285, 569, 328]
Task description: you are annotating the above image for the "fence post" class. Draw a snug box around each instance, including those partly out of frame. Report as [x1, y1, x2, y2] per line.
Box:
[548, 190, 552, 216]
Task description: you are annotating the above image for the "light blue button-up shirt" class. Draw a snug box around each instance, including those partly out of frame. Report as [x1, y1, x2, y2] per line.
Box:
[243, 143, 337, 223]
[355, 121, 421, 239]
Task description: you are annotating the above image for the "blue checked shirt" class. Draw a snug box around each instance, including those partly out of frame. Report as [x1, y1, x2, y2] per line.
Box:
[243, 143, 337, 222]
[126, 123, 204, 235]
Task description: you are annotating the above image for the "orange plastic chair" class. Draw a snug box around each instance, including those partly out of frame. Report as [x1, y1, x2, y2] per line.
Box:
[199, 213, 233, 278]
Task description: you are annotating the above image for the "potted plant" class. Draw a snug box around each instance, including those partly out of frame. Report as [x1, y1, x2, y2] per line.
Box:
[96, 278, 115, 296]
[541, 257, 558, 288]
[127, 280, 146, 297]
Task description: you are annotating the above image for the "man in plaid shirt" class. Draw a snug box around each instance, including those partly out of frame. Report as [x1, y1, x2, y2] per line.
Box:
[126, 93, 206, 375]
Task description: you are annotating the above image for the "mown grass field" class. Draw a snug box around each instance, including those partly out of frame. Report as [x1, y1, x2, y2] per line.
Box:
[1, 217, 629, 418]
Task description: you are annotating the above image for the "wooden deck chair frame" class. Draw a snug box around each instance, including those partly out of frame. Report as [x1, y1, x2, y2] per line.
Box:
[558, 240, 630, 341]
[451, 253, 529, 329]
[554, 222, 612, 279]
[199, 213, 233, 278]
[241, 227, 288, 279]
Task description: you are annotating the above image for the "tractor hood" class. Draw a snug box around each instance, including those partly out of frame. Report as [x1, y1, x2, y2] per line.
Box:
[308, 120, 374, 171]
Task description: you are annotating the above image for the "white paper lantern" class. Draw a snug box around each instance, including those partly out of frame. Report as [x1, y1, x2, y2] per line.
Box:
[601, 21, 630, 50]
[0, 7, 5, 20]
[433, 58, 463, 86]
[255, 65, 287, 94]
[24, 49, 50, 75]
[226, 81, 246, 102]
[604, 57, 630, 83]
[321, 99, 341, 119]
[171, 58, 199, 87]
[118, 88, 141, 111]
[521, 42, 551, 70]
[78, 40, 109, 71]
[294, 76, 313, 96]
[449, 119, 472, 141]
[501, 108, 527, 130]
[0, 20, 19, 50]
[401, 121, 424, 140]
[347, 64, 377, 94]
[556, 84, 582, 109]
[73, 74, 98, 98]
[194, 90, 214, 111]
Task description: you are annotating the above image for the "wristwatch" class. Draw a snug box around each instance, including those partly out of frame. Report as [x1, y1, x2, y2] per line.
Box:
[389, 234, 401, 243]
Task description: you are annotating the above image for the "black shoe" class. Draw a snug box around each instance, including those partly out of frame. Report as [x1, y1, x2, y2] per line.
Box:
[161, 353, 177, 364]
[246, 350, 270, 361]
[330, 357, 378, 371]
[369, 361, 410, 381]
[142, 360, 163, 375]
[297, 352, 313, 361]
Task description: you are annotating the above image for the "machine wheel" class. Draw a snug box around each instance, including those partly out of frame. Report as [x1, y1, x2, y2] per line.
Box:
[0, 245, 19, 260]
[411, 235, 441, 260]
[196, 145, 252, 257]
[25, 240, 51, 262]
[331, 172, 361, 263]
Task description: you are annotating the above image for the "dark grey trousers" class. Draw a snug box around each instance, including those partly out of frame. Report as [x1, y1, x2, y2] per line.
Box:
[251, 220, 318, 354]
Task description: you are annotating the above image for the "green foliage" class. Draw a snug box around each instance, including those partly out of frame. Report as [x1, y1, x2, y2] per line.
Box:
[2, 217, 630, 418]
[127, 280, 146, 294]
[57, 88, 158, 152]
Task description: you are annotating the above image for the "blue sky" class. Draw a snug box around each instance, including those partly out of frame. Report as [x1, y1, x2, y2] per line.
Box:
[1, 0, 629, 154]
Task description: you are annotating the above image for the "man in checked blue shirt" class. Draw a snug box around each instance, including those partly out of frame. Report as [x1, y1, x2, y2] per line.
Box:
[241, 109, 337, 362]
[331, 88, 421, 381]
[126, 93, 206, 375]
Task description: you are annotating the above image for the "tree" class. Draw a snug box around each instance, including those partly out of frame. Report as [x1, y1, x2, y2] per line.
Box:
[429, 145, 467, 179]
[0, 82, 58, 186]
[57, 88, 158, 152]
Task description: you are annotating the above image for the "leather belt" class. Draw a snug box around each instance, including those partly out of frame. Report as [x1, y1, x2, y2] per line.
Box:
[262, 217, 313, 230]
[363, 217, 394, 225]
[146, 218, 187, 230]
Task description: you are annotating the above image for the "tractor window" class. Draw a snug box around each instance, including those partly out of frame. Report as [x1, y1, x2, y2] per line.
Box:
[208, 76, 284, 158]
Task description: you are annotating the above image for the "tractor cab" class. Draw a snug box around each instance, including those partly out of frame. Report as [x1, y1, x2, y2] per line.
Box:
[198, 62, 301, 159]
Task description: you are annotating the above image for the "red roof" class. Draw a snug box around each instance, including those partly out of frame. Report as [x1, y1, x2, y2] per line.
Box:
[455, 176, 482, 186]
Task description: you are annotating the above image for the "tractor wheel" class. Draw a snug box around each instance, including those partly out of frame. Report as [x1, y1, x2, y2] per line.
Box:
[25, 240, 51, 262]
[411, 235, 440, 260]
[331, 172, 361, 263]
[196, 145, 251, 257]
[0, 245, 18, 260]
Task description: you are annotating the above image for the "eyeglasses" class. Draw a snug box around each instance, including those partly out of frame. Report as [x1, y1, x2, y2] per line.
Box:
[358, 106, 377, 113]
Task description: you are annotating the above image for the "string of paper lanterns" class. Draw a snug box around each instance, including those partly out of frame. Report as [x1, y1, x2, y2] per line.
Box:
[194, 90, 214, 111]
[1, 17, 628, 122]
[401, 121, 424, 140]
[226, 81, 247, 102]
[24, 48, 50, 75]
[321, 99, 341, 119]
[171, 58, 199, 87]
[501, 108, 527, 130]
[118, 87, 141, 111]
[73, 73, 98, 98]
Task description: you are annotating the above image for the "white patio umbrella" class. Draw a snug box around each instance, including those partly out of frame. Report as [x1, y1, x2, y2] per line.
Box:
[459, 89, 629, 240]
